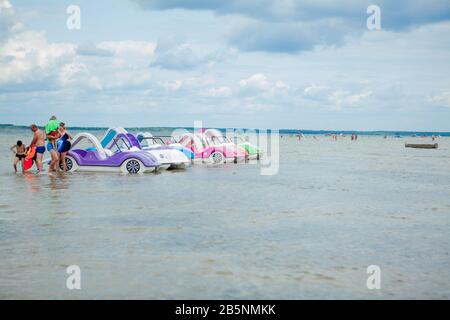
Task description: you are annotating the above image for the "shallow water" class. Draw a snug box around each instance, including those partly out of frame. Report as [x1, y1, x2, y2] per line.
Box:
[0, 127, 449, 299]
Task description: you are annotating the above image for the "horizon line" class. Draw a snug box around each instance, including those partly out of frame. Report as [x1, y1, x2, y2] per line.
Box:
[1, 123, 449, 135]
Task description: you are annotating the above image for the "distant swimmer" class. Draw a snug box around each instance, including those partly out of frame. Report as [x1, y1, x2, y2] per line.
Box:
[29, 124, 46, 173]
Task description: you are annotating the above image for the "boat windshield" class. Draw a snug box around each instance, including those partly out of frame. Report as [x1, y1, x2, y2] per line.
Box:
[140, 137, 165, 147]
[229, 136, 245, 144]
[217, 136, 229, 143]
[154, 136, 177, 144]
[209, 136, 229, 145]
[201, 136, 214, 146]
[109, 137, 131, 153]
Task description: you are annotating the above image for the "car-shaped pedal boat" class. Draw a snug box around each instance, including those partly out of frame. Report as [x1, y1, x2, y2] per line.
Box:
[205, 129, 263, 161]
[134, 132, 191, 169]
[61, 132, 159, 174]
[203, 129, 256, 160]
[98, 128, 191, 170]
[177, 132, 247, 164]
[230, 135, 263, 160]
[136, 132, 194, 168]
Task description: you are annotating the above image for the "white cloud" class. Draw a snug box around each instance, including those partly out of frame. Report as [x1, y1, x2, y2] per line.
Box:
[162, 79, 183, 92]
[98, 41, 156, 59]
[328, 90, 372, 109]
[0, 10, 156, 92]
[58, 62, 102, 90]
[239, 73, 270, 90]
[0, 31, 75, 86]
[76, 43, 114, 57]
[150, 41, 233, 70]
[151, 43, 203, 70]
[1, 0, 18, 39]
[427, 91, 450, 108]
[207, 86, 232, 97]
[238, 74, 290, 101]
[303, 84, 328, 96]
[0, 0, 13, 13]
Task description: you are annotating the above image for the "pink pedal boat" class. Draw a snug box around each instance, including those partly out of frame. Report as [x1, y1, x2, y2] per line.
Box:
[178, 132, 248, 164]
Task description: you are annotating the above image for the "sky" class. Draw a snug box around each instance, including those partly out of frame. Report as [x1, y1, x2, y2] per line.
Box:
[1, 0, 450, 131]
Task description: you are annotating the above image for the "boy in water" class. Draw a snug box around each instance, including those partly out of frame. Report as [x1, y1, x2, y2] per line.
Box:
[10, 140, 26, 173]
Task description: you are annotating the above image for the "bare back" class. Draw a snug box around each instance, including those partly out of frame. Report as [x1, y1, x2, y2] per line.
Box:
[16, 144, 26, 155]
[34, 129, 45, 147]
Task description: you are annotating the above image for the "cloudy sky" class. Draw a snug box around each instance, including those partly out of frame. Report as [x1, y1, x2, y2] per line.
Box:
[1, 0, 450, 130]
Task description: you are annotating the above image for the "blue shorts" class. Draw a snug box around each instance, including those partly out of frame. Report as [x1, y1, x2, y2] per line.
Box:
[47, 142, 54, 152]
[36, 146, 45, 154]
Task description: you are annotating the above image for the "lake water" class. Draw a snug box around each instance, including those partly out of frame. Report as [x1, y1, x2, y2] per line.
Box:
[0, 127, 449, 299]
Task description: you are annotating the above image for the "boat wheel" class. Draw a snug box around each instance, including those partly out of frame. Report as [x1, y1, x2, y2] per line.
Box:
[59, 157, 74, 171]
[126, 159, 141, 174]
[65, 157, 73, 171]
[210, 152, 224, 164]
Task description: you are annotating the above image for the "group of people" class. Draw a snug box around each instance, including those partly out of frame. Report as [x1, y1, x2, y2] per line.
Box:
[10, 116, 73, 173]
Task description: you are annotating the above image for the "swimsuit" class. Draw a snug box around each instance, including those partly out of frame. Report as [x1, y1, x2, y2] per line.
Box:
[16, 154, 26, 160]
[36, 146, 45, 154]
[47, 142, 54, 152]
[57, 133, 71, 153]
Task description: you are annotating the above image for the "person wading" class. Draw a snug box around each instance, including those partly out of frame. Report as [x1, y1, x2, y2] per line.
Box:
[45, 116, 60, 172]
[29, 124, 46, 173]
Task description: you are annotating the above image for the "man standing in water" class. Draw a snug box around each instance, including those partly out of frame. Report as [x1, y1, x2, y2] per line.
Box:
[29, 124, 46, 173]
[45, 116, 60, 172]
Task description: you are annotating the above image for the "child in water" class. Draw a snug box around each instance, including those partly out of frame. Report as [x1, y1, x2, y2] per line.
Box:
[10, 140, 26, 173]
[45, 116, 60, 152]
[47, 129, 59, 151]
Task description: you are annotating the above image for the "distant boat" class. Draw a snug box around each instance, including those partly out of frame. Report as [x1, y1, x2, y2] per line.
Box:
[405, 143, 438, 149]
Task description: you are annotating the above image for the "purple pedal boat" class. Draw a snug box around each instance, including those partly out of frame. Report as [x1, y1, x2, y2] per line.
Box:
[61, 132, 160, 174]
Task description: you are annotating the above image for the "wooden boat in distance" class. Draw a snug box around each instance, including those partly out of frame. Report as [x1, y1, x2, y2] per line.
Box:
[405, 143, 438, 149]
